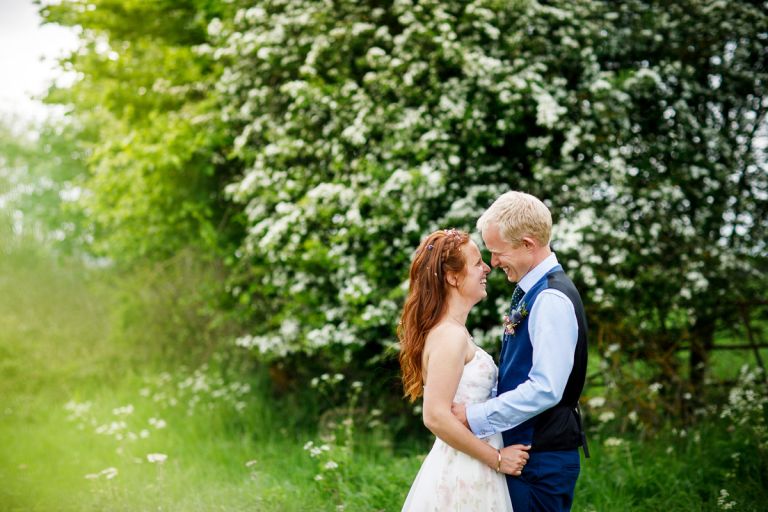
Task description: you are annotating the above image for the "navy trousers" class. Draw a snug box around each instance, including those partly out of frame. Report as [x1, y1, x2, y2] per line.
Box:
[506, 449, 580, 512]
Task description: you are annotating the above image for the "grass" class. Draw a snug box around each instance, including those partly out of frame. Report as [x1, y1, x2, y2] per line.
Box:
[0, 369, 420, 511]
[0, 241, 420, 511]
[1, 240, 766, 511]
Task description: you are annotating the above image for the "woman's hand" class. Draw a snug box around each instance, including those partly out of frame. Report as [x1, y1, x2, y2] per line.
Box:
[498, 444, 530, 476]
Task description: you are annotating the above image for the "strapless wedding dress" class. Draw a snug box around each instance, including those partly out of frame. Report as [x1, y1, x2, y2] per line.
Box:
[402, 348, 513, 511]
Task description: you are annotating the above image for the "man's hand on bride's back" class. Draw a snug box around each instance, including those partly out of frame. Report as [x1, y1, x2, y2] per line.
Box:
[499, 444, 530, 476]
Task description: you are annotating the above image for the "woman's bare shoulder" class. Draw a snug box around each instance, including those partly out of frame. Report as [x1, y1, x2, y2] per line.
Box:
[424, 322, 470, 355]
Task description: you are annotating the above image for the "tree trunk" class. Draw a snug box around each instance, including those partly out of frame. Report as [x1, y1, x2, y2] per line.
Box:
[739, 303, 767, 376]
[689, 318, 715, 397]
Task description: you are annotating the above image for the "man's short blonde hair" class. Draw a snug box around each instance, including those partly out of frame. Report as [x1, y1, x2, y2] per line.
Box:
[476, 191, 552, 247]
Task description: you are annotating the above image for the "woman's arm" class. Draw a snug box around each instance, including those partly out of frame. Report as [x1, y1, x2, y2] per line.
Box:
[422, 325, 527, 474]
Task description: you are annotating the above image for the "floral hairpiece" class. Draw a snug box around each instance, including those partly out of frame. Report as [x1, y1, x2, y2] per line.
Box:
[442, 228, 463, 257]
[443, 228, 462, 239]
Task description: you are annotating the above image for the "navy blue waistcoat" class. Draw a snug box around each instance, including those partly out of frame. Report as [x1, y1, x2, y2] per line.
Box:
[499, 266, 588, 452]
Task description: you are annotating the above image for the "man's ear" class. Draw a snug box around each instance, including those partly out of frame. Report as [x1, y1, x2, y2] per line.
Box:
[521, 236, 538, 250]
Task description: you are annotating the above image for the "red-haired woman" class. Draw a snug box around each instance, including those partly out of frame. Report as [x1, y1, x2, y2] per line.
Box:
[399, 229, 529, 511]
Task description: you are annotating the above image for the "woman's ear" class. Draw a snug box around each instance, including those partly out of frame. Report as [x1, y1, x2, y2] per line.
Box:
[445, 271, 459, 288]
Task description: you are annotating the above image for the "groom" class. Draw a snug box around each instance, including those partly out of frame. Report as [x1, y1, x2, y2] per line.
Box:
[452, 191, 588, 512]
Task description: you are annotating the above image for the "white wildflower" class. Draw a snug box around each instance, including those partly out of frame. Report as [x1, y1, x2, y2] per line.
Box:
[112, 405, 134, 416]
[149, 417, 167, 429]
[85, 467, 118, 480]
[64, 400, 92, 420]
[587, 396, 606, 408]
[146, 453, 168, 464]
[717, 488, 736, 510]
[598, 411, 615, 423]
[207, 18, 223, 37]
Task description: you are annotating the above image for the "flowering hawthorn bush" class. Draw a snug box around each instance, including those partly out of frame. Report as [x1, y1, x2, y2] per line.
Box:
[210, 0, 767, 402]
[41, 0, 768, 409]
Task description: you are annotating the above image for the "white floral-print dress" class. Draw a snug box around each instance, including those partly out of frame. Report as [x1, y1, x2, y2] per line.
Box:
[402, 348, 513, 512]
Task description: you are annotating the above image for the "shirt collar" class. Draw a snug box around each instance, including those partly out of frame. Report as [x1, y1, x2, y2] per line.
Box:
[517, 253, 559, 293]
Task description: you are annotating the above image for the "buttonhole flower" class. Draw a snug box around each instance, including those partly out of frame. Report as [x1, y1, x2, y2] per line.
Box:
[503, 302, 528, 335]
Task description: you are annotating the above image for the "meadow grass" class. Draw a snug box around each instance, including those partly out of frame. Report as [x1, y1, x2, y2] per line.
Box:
[1, 241, 766, 511]
[0, 242, 418, 511]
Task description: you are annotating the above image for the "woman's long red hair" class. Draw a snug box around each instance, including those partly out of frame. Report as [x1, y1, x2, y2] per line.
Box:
[398, 229, 470, 402]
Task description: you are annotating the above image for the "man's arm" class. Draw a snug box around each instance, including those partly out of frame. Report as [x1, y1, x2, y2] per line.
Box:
[421, 324, 525, 473]
[464, 290, 578, 438]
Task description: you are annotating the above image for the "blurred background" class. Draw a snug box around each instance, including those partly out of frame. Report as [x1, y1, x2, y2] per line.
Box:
[1, 0, 766, 510]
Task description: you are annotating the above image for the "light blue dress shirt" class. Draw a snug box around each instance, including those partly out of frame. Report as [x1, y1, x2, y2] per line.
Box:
[466, 253, 579, 438]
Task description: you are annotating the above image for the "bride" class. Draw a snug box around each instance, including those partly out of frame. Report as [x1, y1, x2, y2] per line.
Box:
[398, 229, 529, 511]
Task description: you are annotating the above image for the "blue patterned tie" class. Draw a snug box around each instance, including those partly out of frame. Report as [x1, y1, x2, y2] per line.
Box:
[510, 285, 524, 309]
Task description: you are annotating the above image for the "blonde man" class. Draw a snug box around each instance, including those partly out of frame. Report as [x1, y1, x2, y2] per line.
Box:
[453, 191, 589, 512]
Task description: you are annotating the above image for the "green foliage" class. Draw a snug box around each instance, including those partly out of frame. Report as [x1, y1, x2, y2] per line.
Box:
[34, 0, 768, 423]
[5, 0, 768, 484]
[550, 0, 768, 396]
[1, 238, 766, 511]
[206, 0, 768, 414]
[0, 118, 90, 251]
[109, 248, 241, 364]
[41, 0, 240, 260]
[218, 0, 582, 363]
[0, 241, 132, 398]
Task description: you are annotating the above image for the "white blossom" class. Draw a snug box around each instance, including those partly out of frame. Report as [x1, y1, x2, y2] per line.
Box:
[587, 396, 606, 409]
[147, 453, 168, 464]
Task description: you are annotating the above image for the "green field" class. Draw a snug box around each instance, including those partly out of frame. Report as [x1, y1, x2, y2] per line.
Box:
[1, 244, 765, 511]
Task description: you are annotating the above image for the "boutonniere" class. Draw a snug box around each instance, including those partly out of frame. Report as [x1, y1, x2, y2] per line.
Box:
[503, 302, 528, 335]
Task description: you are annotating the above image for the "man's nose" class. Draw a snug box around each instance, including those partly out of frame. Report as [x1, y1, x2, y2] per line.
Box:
[490, 254, 499, 268]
